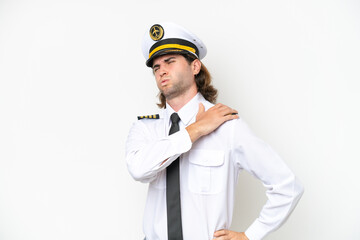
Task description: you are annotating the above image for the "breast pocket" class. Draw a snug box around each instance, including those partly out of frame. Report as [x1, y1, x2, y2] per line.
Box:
[187, 150, 225, 194]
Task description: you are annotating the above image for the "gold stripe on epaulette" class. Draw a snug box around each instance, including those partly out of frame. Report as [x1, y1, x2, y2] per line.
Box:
[137, 114, 160, 120]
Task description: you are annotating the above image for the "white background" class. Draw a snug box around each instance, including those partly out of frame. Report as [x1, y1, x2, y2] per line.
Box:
[1, 0, 359, 239]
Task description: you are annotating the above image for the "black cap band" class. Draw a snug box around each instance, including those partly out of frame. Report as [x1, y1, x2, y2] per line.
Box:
[146, 38, 199, 67]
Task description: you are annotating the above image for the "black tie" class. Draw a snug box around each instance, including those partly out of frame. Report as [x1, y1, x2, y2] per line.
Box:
[166, 113, 183, 240]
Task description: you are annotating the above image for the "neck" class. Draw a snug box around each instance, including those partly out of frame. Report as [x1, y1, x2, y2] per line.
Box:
[167, 89, 198, 112]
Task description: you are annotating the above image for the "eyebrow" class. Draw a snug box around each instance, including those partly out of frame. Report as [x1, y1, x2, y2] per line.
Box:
[152, 56, 177, 69]
[164, 56, 176, 63]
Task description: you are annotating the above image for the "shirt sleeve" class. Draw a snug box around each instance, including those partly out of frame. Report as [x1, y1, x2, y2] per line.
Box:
[231, 119, 304, 240]
[125, 120, 192, 183]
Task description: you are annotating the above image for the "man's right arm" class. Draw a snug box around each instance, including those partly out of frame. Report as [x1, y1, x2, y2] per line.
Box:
[126, 120, 192, 183]
[126, 102, 238, 183]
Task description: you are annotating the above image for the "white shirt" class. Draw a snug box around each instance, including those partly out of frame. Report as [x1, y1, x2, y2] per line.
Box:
[126, 93, 303, 240]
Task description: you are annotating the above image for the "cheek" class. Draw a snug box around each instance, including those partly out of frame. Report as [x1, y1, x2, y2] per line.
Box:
[154, 72, 162, 81]
[173, 66, 188, 79]
[154, 76, 161, 88]
[176, 68, 194, 83]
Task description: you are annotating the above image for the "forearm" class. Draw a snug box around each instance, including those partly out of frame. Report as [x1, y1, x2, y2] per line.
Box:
[232, 119, 304, 240]
[245, 176, 304, 240]
[185, 122, 203, 143]
[126, 129, 192, 182]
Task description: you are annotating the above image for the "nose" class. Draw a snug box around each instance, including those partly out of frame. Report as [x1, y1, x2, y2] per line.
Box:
[158, 64, 168, 77]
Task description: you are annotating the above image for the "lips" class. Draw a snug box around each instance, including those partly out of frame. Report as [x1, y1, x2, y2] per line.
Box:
[161, 79, 169, 86]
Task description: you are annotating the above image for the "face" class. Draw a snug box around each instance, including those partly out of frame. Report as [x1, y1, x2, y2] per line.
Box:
[152, 54, 200, 101]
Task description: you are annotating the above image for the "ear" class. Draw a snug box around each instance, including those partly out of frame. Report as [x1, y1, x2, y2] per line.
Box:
[192, 59, 201, 75]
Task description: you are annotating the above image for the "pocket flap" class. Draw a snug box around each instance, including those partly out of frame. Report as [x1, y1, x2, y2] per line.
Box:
[188, 150, 224, 167]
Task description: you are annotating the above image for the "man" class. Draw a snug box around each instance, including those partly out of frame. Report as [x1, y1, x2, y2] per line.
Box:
[126, 22, 303, 240]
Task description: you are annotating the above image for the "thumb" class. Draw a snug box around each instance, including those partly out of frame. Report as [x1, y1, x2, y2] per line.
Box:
[196, 103, 205, 121]
[198, 103, 205, 114]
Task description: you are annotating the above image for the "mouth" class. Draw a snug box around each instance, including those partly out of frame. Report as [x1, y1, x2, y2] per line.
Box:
[161, 79, 169, 86]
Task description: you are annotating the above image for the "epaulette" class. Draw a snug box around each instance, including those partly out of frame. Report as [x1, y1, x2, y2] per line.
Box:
[137, 114, 160, 120]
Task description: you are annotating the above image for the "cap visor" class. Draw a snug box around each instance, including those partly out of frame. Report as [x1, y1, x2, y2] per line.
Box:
[146, 49, 195, 67]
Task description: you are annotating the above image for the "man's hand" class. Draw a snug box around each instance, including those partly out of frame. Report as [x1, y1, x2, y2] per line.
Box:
[186, 103, 238, 143]
[213, 229, 249, 240]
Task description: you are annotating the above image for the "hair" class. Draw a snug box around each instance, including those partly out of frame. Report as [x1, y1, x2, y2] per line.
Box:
[156, 53, 218, 108]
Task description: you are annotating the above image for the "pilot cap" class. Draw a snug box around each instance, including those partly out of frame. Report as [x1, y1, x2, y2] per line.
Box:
[142, 22, 207, 67]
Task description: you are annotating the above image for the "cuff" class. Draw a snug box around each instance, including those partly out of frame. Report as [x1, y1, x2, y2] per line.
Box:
[245, 220, 271, 240]
[170, 129, 192, 152]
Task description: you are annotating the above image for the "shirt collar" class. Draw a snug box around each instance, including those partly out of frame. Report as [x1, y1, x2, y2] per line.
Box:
[165, 93, 205, 127]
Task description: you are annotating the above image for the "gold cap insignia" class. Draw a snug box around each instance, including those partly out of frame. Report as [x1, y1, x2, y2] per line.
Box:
[149, 24, 164, 41]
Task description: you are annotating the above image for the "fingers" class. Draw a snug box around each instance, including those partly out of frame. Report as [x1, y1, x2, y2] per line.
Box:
[206, 103, 239, 124]
[198, 103, 238, 124]
[214, 104, 238, 118]
[211, 103, 238, 116]
[214, 229, 227, 237]
[213, 230, 247, 240]
[213, 229, 228, 239]
[224, 113, 239, 122]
